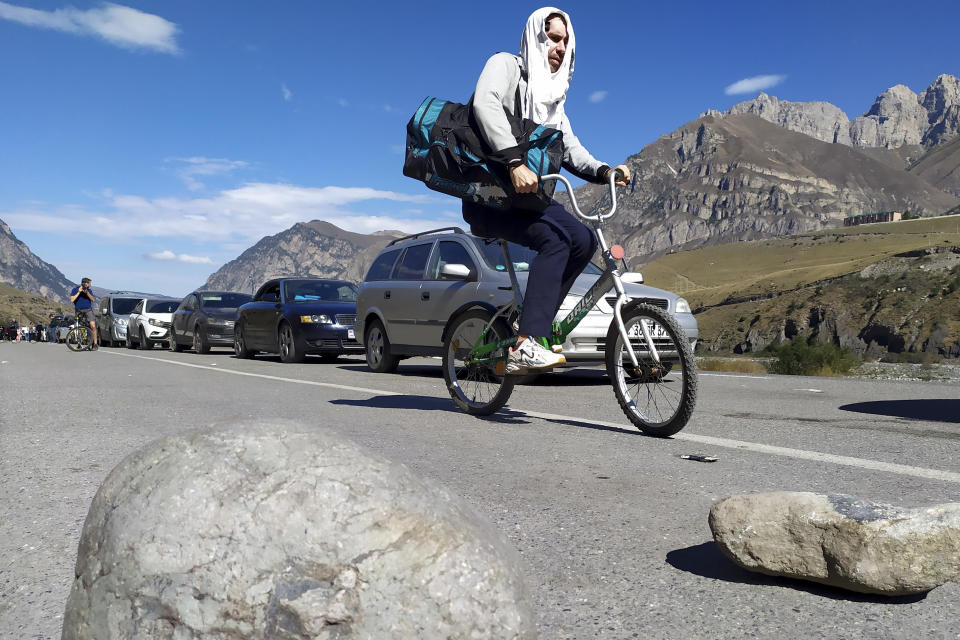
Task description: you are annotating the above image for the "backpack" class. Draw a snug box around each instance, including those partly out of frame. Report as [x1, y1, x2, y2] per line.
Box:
[402, 95, 564, 212]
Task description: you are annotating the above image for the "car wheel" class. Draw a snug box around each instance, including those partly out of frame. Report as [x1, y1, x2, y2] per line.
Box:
[233, 322, 254, 359]
[138, 328, 151, 350]
[125, 331, 135, 349]
[169, 327, 185, 352]
[278, 322, 304, 363]
[364, 319, 399, 373]
[193, 325, 211, 354]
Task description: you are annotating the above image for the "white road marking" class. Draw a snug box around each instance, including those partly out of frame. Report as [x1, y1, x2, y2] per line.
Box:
[103, 350, 960, 485]
[794, 388, 824, 393]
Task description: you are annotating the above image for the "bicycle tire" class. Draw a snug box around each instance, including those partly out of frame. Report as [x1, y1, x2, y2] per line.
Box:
[442, 309, 516, 416]
[605, 302, 697, 436]
[65, 327, 91, 352]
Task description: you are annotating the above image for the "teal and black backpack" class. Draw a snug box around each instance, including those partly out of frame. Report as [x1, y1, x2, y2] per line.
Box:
[402, 94, 564, 212]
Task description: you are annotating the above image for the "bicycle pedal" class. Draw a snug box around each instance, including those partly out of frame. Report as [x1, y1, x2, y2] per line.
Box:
[494, 360, 506, 376]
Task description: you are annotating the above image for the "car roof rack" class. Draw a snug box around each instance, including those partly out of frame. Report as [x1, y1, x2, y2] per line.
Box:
[387, 227, 465, 246]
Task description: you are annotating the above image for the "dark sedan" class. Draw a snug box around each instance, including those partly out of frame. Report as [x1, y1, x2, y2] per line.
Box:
[234, 278, 362, 363]
[170, 291, 253, 353]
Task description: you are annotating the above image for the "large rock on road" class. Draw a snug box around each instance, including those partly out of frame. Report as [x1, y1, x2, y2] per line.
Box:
[709, 491, 960, 595]
[63, 420, 534, 639]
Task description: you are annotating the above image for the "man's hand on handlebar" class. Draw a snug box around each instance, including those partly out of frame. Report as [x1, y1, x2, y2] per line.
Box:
[607, 164, 631, 188]
[510, 164, 539, 194]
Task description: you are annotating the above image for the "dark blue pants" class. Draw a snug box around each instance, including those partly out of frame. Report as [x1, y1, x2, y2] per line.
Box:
[462, 200, 598, 337]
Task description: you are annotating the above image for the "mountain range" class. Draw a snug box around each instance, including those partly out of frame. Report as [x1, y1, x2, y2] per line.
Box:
[0, 219, 74, 303]
[3, 74, 960, 308]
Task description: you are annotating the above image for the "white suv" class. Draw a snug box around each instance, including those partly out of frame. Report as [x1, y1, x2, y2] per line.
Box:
[126, 297, 181, 350]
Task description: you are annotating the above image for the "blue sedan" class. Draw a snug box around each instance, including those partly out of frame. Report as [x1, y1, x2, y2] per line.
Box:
[234, 278, 362, 363]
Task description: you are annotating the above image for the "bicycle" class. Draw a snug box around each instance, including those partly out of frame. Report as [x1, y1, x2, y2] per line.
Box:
[440, 171, 698, 436]
[65, 312, 95, 352]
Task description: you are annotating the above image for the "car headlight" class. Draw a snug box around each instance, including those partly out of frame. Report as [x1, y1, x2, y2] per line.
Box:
[300, 314, 332, 324]
[675, 298, 691, 314]
[207, 318, 227, 326]
[557, 295, 581, 311]
[114, 318, 127, 327]
[148, 318, 164, 327]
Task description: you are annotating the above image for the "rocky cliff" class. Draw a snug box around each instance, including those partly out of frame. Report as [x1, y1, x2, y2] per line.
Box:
[202, 220, 404, 292]
[722, 74, 960, 151]
[0, 218, 75, 303]
[572, 114, 960, 263]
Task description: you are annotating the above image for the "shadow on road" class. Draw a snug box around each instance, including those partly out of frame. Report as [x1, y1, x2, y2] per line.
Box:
[839, 399, 960, 424]
[329, 395, 529, 424]
[336, 363, 609, 387]
[328, 395, 643, 434]
[666, 542, 927, 603]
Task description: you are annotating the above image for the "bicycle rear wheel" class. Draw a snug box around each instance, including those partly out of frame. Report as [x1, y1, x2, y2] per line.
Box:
[605, 303, 697, 436]
[442, 309, 516, 416]
[65, 327, 91, 352]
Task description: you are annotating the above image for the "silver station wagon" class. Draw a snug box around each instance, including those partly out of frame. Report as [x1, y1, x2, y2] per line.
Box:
[356, 227, 698, 373]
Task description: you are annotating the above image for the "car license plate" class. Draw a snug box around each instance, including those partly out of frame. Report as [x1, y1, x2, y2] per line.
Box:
[629, 320, 667, 339]
[347, 329, 355, 339]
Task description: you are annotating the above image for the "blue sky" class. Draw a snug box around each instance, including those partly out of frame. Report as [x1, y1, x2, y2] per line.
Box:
[1, 0, 957, 296]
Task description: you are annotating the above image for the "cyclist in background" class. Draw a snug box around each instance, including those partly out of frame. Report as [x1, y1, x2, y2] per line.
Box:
[69, 277, 98, 350]
[464, 7, 631, 374]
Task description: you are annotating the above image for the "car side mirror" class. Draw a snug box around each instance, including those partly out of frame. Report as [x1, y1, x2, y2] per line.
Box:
[621, 272, 644, 284]
[440, 264, 473, 280]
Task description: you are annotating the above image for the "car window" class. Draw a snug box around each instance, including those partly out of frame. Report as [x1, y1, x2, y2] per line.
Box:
[365, 249, 401, 281]
[132, 300, 144, 314]
[147, 300, 179, 313]
[427, 241, 476, 280]
[200, 293, 252, 308]
[285, 281, 358, 302]
[256, 283, 281, 302]
[394, 243, 432, 280]
[99, 299, 108, 313]
[111, 297, 142, 315]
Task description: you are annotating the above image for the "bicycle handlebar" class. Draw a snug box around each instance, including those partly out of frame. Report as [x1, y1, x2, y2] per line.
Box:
[541, 169, 623, 223]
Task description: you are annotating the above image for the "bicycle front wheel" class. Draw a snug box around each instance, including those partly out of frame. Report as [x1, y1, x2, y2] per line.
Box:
[442, 309, 516, 416]
[605, 303, 697, 436]
[65, 327, 91, 352]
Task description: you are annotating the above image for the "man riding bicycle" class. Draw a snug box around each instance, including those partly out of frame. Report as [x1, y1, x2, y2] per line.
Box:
[69, 277, 98, 350]
[464, 7, 631, 374]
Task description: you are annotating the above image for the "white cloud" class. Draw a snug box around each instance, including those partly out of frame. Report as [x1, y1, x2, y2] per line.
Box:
[588, 90, 608, 103]
[724, 74, 787, 96]
[2, 182, 446, 244]
[145, 250, 213, 265]
[281, 83, 292, 102]
[0, 1, 180, 54]
[146, 249, 177, 261]
[167, 157, 249, 191]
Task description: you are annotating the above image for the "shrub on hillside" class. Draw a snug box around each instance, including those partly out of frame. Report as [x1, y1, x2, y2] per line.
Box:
[765, 338, 861, 376]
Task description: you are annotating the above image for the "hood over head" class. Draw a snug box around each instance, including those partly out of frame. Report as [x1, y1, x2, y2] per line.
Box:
[519, 7, 575, 129]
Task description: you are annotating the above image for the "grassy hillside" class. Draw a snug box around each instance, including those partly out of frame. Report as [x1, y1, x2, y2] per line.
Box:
[637, 215, 960, 359]
[0, 282, 70, 327]
[639, 215, 960, 309]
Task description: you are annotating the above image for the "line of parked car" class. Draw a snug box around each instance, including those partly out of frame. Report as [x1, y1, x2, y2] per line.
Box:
[75, 227, 698, 371]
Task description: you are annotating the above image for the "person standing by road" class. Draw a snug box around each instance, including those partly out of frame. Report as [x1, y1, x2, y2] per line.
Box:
[463, 7, 631, 375]
[69, 277, 98, 350]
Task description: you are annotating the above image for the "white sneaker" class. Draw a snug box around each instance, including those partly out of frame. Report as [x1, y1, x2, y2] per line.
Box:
[505, 338, 566, 374]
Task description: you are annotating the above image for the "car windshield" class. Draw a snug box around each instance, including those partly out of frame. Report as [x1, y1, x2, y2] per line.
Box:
[111, 298, 142, 315]
[284, 281, 358, 303]
[472, 237, 602, 275]
[147, 300, 179, 313]
[200, 293, 252, 309]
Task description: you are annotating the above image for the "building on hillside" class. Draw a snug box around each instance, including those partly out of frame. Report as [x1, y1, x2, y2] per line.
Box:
[843, 211, 903, 226]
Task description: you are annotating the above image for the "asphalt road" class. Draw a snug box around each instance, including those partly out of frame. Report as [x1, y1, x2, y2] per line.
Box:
[2, 342, 960, 639]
